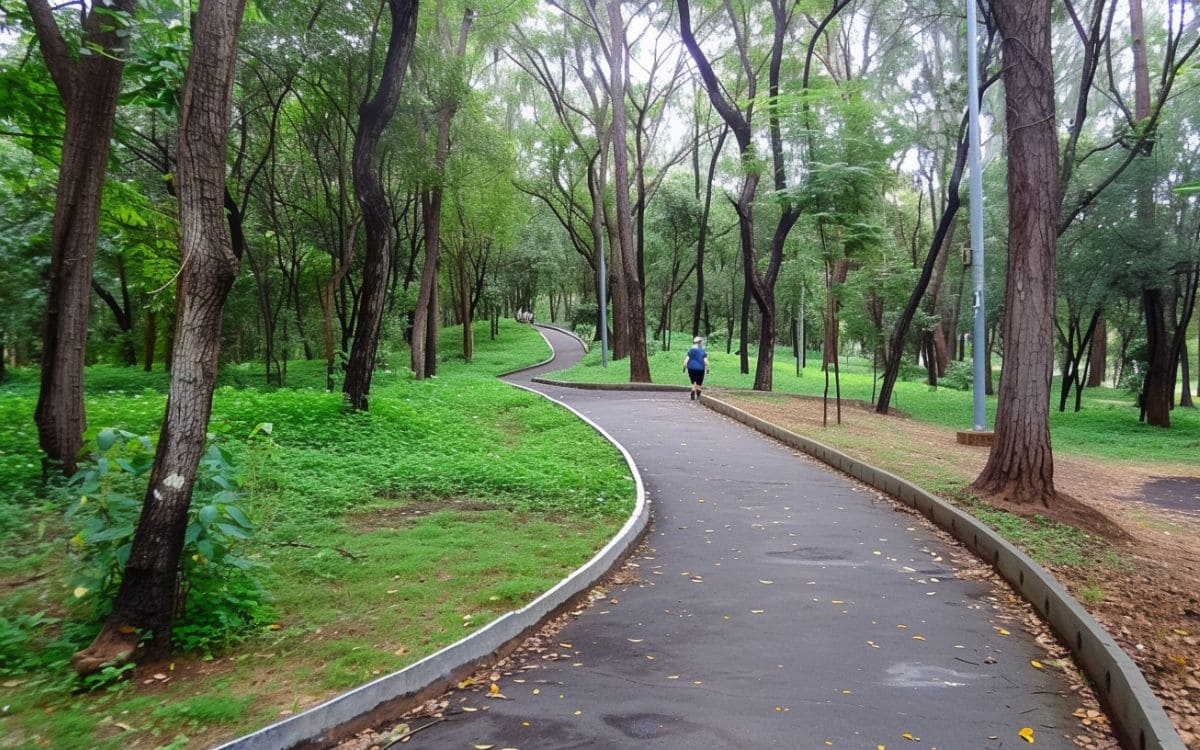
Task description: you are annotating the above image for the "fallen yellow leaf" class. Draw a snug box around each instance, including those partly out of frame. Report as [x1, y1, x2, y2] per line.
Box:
[996, 628, 1010, 636]
[759, 579, 774, 584]
[459, 678, 475, 689]
[574, 710, 582, 716]
[912, 635, 925, 641]
[1030, 660, 1044, 669]
[489, 683, 500, 694]
[462, 706, 478, 712]
[1018, 726, 1035, 743]
[73, 586, 89, 599]
[1173, 628, 1189, 636]
[532, 688, 540, 695]
[901, 732, 918, 741]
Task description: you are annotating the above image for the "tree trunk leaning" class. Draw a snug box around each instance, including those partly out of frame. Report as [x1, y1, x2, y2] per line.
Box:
[73, 0, 249, 673]
[344, 0, 420, 406]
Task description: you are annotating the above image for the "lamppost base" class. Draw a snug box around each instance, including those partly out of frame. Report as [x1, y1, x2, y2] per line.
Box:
[956, 430, 994, 447]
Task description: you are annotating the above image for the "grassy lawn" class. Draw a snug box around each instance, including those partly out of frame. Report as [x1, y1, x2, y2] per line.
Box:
[0, 321, 636, 749]
[551, 339, 1200, 464]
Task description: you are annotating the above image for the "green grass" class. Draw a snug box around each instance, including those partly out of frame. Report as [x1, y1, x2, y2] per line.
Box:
[551, 338, 1200, 464]
[0, 320, 636, 749]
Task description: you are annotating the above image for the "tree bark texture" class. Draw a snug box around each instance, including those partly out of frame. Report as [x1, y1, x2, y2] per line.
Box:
[28, 0, 138, 474]
[971, 0, 1060, 507]
[344, 0, 419, 406]
[1128, 0, 1170, 427]
[606, 0, 650, 382]
[412, 9, 472, 379]
[73, 0, 248, 672]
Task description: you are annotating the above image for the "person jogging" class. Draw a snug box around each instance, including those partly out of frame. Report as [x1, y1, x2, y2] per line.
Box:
[683, 336, 709, 400]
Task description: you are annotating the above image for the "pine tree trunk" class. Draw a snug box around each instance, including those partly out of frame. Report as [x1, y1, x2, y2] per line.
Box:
[972, 0, 1059, 506]
[73, 0, 247, 672]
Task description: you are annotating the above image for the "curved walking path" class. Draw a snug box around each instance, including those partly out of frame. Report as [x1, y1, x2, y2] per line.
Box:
[401, 326, 1085, 749]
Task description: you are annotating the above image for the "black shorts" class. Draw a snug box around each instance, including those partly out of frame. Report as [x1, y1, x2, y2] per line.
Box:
[688, 369, 705, 385]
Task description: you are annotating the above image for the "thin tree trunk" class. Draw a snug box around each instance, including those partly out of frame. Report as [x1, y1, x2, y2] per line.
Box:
[73, 0, 247, 672]
[143, 310, 156, 372]
[606, 0, 649, 381]
[1086, 317, 1106, 386]
[692, 125, 728, 337]
[28, 0, 139, 474]
[344, 0, 420, 408]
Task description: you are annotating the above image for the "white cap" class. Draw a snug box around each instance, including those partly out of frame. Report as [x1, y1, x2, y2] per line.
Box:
[693, 336, 703, 344]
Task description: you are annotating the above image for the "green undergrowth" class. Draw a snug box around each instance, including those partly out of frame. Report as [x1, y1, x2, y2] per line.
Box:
[551, 336, 1200, 465]
[0, 320, 635, 748]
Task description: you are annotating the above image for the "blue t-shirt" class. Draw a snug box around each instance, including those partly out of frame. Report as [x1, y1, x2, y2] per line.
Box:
[686, 345, 707, 371]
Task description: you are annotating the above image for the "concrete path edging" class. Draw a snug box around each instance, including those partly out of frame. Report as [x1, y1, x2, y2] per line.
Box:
[700, 393, 1185, 750]
[214, 348, 649, 750]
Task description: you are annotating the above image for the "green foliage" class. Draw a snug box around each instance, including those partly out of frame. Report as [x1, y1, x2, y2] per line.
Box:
[940, 361, 973, 391]
[0, 609, 58, 676]
[63, 428, 272, 653]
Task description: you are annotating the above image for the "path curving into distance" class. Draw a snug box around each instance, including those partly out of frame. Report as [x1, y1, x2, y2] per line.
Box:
[400, 325, 1086, 749]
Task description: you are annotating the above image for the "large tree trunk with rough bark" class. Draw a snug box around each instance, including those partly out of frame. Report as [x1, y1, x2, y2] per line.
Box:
[27, 0, 138, 474]
[344, 0, 419, 407]
[971, 0, 1060, 507]
[72, 0, 247, 673]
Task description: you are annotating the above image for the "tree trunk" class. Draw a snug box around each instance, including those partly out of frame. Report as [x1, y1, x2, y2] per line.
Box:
[1125, 0, 1171, 426]
[28, 0, 138, 474]
[425, 264, 438, 377]
[143, 310, 156, 372]
[972, 0, 1059, 507]
[412, 9, 471, 379]
[344, 0, 420, 408]
[1086, 317, 1106, 386]
[693, 125, 728, 337]
[72, 0, 247, 672]
[606, 0, 649, 381]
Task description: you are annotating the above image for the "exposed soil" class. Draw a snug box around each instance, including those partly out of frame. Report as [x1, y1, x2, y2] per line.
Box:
[716, 391, 1200, 748]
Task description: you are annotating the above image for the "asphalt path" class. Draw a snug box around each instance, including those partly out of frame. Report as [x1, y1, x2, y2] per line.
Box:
[400, 326, 1084, 749]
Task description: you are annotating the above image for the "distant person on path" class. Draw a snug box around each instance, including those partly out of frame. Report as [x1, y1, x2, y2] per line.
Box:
[684, 336, 709, 400]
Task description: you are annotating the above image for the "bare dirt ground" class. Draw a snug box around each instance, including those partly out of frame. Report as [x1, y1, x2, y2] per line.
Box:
[717, 392, 1200, 749]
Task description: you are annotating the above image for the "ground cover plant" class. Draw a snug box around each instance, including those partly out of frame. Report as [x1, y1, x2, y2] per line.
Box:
[0, 321, 636, 749]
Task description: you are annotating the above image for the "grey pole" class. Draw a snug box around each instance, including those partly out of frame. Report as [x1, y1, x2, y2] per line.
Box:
[967, 0, 987, 431]
[598, 235, 609, 367]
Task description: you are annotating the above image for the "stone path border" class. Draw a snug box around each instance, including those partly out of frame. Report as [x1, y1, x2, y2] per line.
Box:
[215, 329, 649, 750]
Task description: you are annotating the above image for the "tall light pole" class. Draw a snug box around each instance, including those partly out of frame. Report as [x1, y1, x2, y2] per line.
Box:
[967, 0, 987, 431]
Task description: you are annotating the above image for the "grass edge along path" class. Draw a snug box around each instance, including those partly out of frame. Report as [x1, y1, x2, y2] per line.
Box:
[0, 320, 637, 750]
